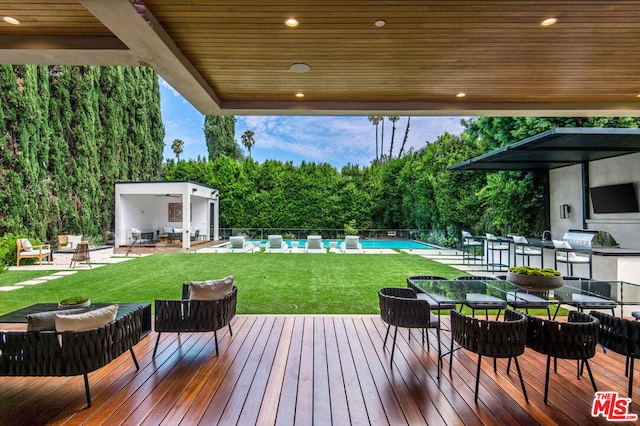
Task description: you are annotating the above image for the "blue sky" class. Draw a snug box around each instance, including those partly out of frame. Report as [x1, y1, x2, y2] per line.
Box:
[160, 79, 467, 169]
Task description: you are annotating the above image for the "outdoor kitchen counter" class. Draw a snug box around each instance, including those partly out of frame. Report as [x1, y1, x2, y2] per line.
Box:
[503, 238, 640, 283]
[590, 247, 640, 256]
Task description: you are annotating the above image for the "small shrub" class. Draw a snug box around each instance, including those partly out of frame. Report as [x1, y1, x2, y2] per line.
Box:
[59, 296, 90, 306]
[509, 266, 561, 277]
[344, 219, 359, 236]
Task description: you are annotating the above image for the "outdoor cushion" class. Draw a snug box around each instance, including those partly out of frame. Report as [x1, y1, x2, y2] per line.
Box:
[22, 239, 33, 251]
[163, 226, 173, 234]
[190, 275, 235, 301]
[20, 249, 51, 256]
[54, 304, 118, 333]
[68, 235, 82, 247]
[173, 228, 183, 234]
[26, 308, 86, 331]
[553, 239, 571, 249]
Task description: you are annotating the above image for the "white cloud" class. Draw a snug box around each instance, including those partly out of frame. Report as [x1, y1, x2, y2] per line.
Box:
[160, 81, 468, 166]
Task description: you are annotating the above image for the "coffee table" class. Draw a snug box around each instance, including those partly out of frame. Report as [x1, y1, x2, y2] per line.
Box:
[0, 302, 152, 337]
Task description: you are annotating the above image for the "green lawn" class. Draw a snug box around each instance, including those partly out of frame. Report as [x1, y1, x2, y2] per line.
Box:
[0, 252, 464, 315]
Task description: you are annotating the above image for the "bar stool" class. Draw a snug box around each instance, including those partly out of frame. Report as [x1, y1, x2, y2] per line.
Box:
[512, 235, 543, 267]
[485, 233, 510, 272]
[553, 240, 592, 278]
[461, 231, 483, 265]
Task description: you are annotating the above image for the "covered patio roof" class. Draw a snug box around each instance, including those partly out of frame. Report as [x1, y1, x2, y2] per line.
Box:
[447, 128, 640, 172]
[2, 1, 640, 115]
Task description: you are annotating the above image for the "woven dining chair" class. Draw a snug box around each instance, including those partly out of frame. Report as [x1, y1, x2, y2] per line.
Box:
[590, 311, 640, 399]
[525, 311, 599, 403]
[378, 287, 442, 377]
[449, 309, 528, 402]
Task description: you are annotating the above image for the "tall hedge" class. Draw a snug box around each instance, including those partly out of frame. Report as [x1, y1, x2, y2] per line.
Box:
[0, 65, 164, 242]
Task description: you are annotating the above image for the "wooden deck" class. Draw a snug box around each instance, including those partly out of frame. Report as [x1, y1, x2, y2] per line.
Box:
[1, 315, 638, 425]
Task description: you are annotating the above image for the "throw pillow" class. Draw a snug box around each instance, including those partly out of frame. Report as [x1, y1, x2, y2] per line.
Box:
[190, 275, 235, 301]
[26, 308, 86, 332]
[55, 304, 118, 332]
[173, 228, 183, 234]
[22, 238, 33, 251]
[163, 226, 173, 234]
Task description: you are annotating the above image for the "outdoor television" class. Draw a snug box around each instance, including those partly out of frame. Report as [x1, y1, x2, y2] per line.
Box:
[590, 183, 640, 214]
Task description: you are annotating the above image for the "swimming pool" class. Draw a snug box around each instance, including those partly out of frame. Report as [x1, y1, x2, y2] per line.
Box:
[250, 239, 434, 249]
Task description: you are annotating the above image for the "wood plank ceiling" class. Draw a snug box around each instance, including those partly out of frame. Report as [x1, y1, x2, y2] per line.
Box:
[1, 0, 640, 115]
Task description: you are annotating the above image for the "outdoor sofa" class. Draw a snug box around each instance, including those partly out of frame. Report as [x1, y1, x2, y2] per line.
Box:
[0, 304, 144, 408]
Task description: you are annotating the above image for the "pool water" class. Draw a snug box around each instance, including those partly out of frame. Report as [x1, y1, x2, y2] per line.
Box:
[250, 239, 434, 249]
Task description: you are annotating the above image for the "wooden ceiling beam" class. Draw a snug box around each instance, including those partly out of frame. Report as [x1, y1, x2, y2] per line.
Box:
[80, 0, 222, 114]
[0, 34, 139, 65]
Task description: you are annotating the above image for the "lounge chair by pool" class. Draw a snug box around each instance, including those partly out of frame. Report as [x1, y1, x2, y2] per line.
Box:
[265, 235, 289, 253]
[305, 235, 326, 253]
[227, 236, 260, 253]
[340, 235, 363, 254]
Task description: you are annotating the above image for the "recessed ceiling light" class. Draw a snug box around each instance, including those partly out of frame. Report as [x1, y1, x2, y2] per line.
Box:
[289, 63, 310, 73]
[285, 18, 299, 27]
[2, 16, 20, 25]
[456, 92, 466, 98]
[540, 17, 558, 27]
[375, 19, 386, 27]
[295, 92, 305, 98]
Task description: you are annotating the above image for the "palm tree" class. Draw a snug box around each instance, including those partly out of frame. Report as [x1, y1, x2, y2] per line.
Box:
[398, 116, 411, 158]
[380, 118, 385, 162]
[241, 129, 256, 159]
[367, 115, 382, 163]
[171, 138, 184, 159]
[388, 116, 400, 159]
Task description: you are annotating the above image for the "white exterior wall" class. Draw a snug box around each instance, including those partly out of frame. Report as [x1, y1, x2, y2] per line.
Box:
[549, 152, 640, 249]
[115, 182, 219, 249]
[549, 164, 583, 241]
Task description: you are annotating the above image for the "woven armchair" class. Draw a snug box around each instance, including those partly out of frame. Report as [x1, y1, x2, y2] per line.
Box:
[378, 287, 441, 376]
[153, 284, 237, 358]
[526, 311, 599, 403]
[590, 311, 640, 399]
[449, 309, 528, 402]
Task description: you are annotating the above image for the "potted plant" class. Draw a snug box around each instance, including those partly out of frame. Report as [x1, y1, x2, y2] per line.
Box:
[506, 266, 564, 291]
[58, 296, 91, 309]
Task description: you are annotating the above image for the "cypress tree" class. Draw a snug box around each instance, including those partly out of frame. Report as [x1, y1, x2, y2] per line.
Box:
[0, 65, 164, 242]
[204, 115, 242, 161]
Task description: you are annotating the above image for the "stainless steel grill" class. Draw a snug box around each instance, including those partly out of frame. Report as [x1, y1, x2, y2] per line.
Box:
[563, 230, 618, 248]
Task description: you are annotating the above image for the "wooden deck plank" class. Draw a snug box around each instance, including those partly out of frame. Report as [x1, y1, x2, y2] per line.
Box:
[313, 317, 332, 426]
[324, 317, 353, 425]
[275, 315, 305, 426]
[255, 316, 295, 425]
[361, 314, 444, 425]
[234, 316, 287, 425]
[294, 316, 315, 425]
[363, 316, 459, 426]
[177, 315, 262, 425]
[1, 315, 639, 426]
[344, 316, 408, 424]
[332, 317, 371, 425]
[200, 315, 277, 424]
